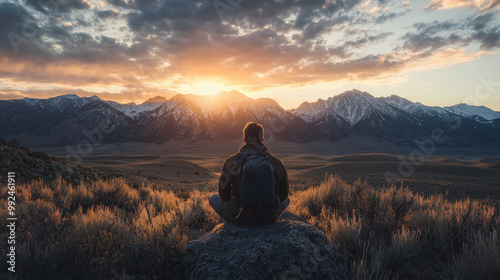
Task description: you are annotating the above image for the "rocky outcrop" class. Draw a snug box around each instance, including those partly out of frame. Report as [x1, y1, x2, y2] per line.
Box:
[0, 138, 101, 184]
[186, 214, 349, 280]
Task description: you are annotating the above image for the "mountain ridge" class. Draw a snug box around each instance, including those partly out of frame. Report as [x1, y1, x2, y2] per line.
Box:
[2, 90, 499, 146]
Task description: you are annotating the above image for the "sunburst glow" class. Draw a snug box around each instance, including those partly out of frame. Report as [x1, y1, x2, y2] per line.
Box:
[191, 80, 228, 96]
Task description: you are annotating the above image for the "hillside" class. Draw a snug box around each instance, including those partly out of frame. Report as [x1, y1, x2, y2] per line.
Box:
[0, 138, 102, 184]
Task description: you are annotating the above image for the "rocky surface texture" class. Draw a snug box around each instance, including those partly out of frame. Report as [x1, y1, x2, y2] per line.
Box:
[0, 138, 101, 184]
[186, 214, 349, 280]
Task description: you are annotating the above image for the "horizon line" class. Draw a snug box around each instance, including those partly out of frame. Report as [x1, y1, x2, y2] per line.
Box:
[1, 89, 498, 112]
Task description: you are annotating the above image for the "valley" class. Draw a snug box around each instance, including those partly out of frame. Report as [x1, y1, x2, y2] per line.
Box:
[37, 138, 500, 202]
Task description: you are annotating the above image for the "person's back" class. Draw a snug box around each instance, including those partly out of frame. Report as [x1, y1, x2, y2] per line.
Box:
[209, 122, 290, 225]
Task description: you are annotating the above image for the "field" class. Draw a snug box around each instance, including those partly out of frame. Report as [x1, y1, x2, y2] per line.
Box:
[2, 138, 499, 279]
[39, 138, 500, 202]
[1, 176, 499, 279]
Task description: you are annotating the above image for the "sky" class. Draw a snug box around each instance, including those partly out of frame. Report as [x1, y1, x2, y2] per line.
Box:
[0, 0, 499, 110]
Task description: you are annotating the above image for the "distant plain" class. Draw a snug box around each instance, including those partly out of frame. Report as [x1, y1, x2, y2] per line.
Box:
[36, 136, 500, 202]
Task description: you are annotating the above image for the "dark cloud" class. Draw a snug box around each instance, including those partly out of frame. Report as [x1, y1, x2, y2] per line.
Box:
[400, 13, 500, 52]
[24, 0, 91, 14]
[0, 2, 31, 50]
[401, 33, 464, 52]
[472, 29, 500, 49]
[97, 9, 119, 19]
[0, 0, 498, 97]
[108, 0, 130, 8]
[0, 2, 52, 57]
[375, 12, 398, 23]
[127, 0, 363, 42]
[470, 13, 496, 30]
[344, 32, 393, 49]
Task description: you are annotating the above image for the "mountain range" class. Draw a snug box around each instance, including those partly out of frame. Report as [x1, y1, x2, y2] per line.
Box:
[1, 89, 499, 147]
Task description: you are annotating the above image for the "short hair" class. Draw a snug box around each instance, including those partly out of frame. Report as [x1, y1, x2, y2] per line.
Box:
[243, 122, 264, 143]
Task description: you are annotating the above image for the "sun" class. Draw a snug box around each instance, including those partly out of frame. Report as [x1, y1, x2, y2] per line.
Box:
[191, 80, 228, 96]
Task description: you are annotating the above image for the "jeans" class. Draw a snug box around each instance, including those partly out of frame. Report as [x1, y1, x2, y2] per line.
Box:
[209, 194, 290, 223]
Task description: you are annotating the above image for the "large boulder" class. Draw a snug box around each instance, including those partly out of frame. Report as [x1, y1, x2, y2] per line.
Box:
[186, 214, 349, 280]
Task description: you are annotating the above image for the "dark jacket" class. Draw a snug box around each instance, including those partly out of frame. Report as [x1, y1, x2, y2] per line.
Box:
[218, 142, 289, 224]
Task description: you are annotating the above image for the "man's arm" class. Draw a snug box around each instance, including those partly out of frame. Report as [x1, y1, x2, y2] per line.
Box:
[273, 156, 289, 202]
[218, 155, 239, 201]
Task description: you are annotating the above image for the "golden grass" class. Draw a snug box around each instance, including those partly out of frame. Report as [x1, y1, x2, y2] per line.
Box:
[0, 175, 498, 279]
[0, 178, 220, 279]
[289, 175, 500, 280]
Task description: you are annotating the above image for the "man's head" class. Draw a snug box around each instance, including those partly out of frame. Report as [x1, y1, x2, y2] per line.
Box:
[243, 122, 265, 144]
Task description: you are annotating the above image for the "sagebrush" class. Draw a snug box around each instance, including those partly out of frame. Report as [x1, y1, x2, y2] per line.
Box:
[289, 175, 500, 280]
[1, 175, 498, 280]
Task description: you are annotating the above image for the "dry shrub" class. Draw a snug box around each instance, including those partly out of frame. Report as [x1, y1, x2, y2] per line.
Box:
[91, 178, 140, 211]
[3, 173, 498, 280]
[72, 205, 126, 237]
[175, 191, 219, 229]
[0, 178, 219, 279]
[290, 174, 500, 280]
[17, 199, 64, 243]
[140, 186, 179, 212]
[352, 246, 395, 280]
[391, 226, 421, 258]
[453, 229, 500, 280]
[70, 182, 95, 211]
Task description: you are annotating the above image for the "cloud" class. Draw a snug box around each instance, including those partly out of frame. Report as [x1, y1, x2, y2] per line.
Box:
[0, 0, 497, 100]
[425, 0, 500, 12]
[400, 13, 500, 51]
[97, 9, 119, 19]
[344, 32, 393, 49]
[0, 2, 32, 51]
[0, 92, 25, 99]
[24, 0, 91, 14]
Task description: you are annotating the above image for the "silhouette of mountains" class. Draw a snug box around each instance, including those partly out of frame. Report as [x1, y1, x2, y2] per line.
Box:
[1, 90, 499, 146]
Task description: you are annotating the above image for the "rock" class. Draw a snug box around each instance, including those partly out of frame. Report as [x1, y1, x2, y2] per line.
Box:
[8, 139, 20, 148]
[186, 214, 349, 280]
[19, 151, 27, 160]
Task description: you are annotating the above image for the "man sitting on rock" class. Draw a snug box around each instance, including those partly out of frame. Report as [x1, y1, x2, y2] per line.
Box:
[209, 122, 290, 225]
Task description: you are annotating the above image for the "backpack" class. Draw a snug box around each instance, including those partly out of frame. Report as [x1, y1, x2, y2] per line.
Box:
[237, 150, 277, 210]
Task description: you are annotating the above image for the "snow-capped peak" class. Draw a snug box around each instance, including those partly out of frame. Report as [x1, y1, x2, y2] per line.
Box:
[293, 89, 395, 125]
[444, 103, 500, 121]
